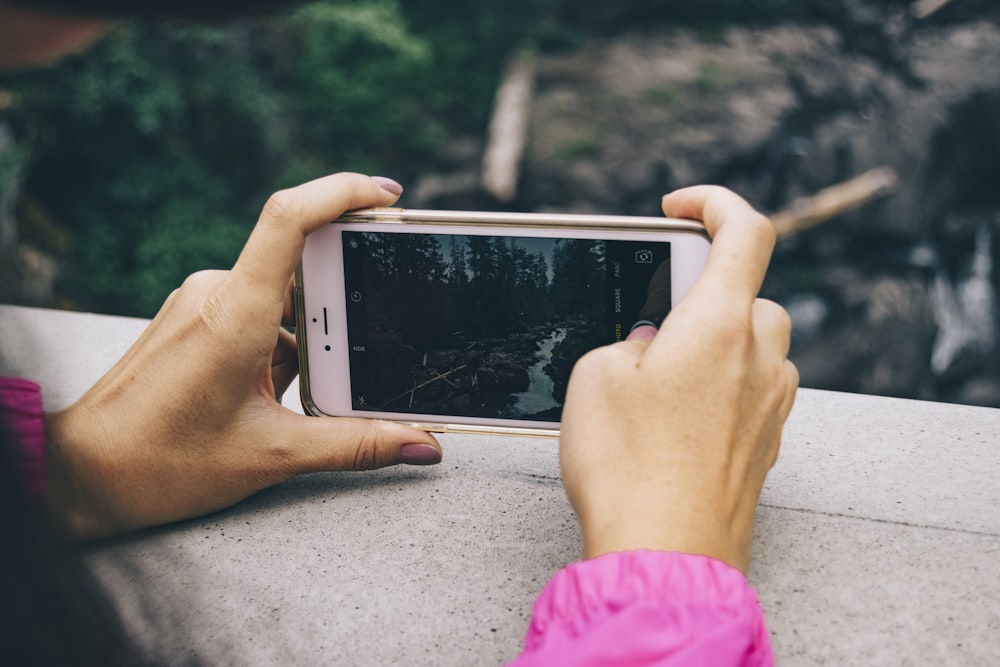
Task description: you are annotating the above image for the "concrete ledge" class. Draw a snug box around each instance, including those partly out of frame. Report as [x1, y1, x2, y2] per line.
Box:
[2, 304, 998, 665]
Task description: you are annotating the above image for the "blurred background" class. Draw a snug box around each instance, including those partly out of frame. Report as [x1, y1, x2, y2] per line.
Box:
[1, 0, 998, 407]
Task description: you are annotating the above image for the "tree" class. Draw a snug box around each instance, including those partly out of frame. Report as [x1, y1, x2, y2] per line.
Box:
[447, 236, 469, 288]
[549, 239, 604, 319]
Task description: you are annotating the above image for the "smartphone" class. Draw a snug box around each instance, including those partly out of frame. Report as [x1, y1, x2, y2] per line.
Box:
[294, 208, 711, 437]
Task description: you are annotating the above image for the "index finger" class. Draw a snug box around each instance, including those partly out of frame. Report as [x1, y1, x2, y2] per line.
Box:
[228, 173, 403, 310]
[661, 185, 775, 306]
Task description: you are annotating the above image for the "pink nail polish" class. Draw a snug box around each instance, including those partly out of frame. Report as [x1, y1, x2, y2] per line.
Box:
[625, 324, 658, 342]
[371, 176, 404, 195]
[400, 443, 441, 466]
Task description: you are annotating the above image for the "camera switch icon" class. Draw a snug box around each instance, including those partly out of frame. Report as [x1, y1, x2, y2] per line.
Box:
[635, 249, 653, 264]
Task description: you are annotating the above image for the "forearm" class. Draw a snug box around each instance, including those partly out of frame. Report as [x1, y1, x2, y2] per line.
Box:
[0, 379, 97, 541]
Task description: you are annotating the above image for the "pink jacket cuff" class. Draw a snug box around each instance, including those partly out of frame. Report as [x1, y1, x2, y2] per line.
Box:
[510, 550, 773, 666]
[0, 377, 47, 498]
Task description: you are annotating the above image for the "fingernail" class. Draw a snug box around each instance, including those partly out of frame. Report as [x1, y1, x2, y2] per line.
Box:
[400, 443, 442, 466]
[371, 176, 404, 195]
[625, 324, 658, 342]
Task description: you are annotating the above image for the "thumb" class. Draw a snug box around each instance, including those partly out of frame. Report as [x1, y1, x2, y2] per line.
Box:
[275, 415, 443, 473]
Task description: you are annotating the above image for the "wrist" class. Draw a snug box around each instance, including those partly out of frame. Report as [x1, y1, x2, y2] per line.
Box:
[579, 506, 751, 573]
[43, 409, 120, 540]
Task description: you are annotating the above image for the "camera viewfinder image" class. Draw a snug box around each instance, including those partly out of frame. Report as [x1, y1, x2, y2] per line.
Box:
[343, 231, 671, 422]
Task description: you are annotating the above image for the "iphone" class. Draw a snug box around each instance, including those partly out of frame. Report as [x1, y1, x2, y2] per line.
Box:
[294, 208, 711, 436]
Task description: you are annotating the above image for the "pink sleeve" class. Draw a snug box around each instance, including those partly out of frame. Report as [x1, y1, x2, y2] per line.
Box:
[0, 377, 47, 497]
[508, 550, 773, 667]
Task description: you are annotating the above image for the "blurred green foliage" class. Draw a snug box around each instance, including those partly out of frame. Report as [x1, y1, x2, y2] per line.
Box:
[0, 0, 797, 317]
[3, 2, 451, 315]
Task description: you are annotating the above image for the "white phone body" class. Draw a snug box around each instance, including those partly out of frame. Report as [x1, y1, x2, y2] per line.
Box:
[294, 208, 711, 437]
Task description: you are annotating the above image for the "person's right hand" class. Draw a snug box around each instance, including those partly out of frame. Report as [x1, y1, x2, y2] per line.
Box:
[558, 186, 798, 573]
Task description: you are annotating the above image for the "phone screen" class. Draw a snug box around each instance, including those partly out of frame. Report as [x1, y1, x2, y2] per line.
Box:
[341, 230, 671, 423]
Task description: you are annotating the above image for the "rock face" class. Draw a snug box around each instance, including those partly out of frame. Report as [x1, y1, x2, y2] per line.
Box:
[415, 10, 1000, 407]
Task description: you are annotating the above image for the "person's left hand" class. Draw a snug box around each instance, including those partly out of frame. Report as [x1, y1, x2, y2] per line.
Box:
[44, 173, 443, 540]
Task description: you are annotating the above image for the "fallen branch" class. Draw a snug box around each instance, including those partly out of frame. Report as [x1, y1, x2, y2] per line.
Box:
[481, 50, 536, 202]
[380, 364, 468, 409]
[911, 0, 957, 19]
[770, 167, 899, 239]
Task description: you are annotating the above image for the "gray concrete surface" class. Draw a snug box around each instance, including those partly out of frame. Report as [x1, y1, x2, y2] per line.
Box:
[2, 304, 999, 665]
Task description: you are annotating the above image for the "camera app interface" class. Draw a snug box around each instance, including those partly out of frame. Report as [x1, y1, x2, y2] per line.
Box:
[342, 231, 671, 422]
